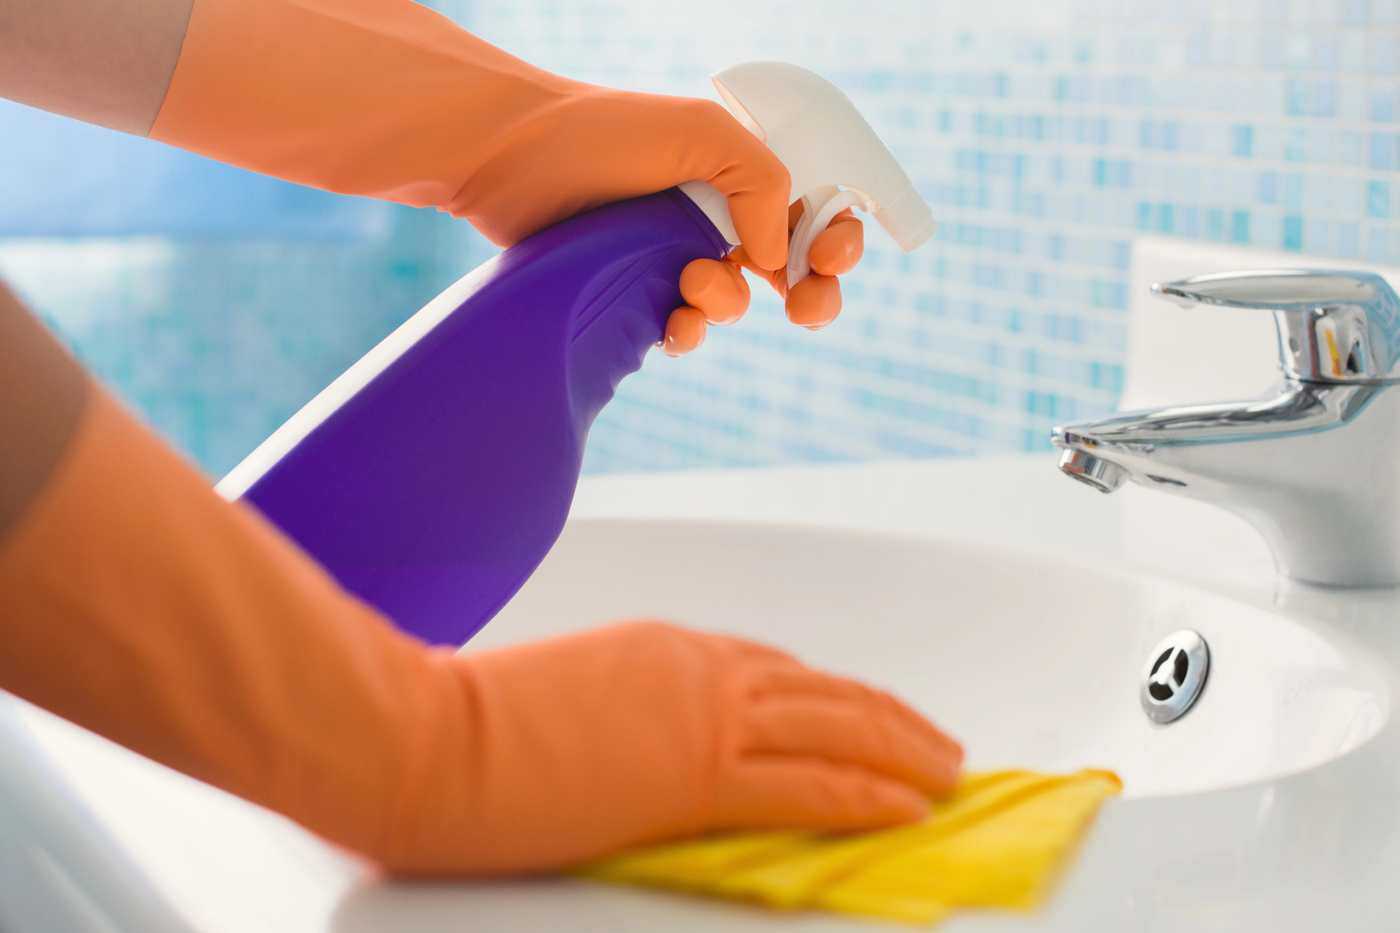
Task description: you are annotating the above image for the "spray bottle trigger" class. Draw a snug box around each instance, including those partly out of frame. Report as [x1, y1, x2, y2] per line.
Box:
[786, 186, 871, 288]
[679, 62, 934, 286]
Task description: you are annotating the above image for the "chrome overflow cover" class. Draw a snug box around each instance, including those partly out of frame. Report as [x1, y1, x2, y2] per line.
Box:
[1141, 630, 1209, 724]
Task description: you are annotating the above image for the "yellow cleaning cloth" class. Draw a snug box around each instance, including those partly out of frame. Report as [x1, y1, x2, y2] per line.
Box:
[580, 769, 1121, 926]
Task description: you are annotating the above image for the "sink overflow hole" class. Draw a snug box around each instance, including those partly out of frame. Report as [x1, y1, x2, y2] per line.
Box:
[1141, 630, 1209, 724]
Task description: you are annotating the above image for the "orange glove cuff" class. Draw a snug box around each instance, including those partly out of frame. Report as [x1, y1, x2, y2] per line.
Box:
[150, 0, 573, 216]
[0, 385, 448, 864]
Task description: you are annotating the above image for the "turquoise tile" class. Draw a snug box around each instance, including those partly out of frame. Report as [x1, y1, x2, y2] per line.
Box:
[1232, 124, 1255, 157]
[1232, 211, 1253, 243]
[1283, 215, 1305, 250]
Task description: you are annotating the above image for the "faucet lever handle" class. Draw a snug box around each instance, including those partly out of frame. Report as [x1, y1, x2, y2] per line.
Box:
[1152, 269, 1400, 384]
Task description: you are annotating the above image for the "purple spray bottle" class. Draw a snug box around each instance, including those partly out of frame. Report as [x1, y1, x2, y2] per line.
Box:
[217, 62, 935, 646]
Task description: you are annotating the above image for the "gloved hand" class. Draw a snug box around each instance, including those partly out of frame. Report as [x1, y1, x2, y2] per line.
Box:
[0, 348, 961, 876]
[664, 206, 865, 356]
[148, 0, 865, 357]
[397, 620, 962, 874]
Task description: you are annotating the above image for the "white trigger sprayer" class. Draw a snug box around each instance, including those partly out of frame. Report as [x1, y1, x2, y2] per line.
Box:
[678, 61, 935, 286]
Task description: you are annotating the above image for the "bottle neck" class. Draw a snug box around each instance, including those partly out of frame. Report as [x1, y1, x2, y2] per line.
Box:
[676, 181, 739, 248]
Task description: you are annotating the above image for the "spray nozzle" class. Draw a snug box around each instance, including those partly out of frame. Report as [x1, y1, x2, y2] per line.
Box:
[679, 61, 934, 287]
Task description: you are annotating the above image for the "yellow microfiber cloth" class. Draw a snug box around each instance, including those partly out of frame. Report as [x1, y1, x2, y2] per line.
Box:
[579, 769, 1121, 926]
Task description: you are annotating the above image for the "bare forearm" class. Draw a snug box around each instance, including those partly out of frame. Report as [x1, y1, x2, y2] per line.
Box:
[0, 0, 193, 134]
[0, 283, 88, 540]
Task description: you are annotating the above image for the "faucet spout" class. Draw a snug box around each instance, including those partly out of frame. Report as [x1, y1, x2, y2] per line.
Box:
[1057, 449, 1129, 494]
[1052, 382, 1398, 586]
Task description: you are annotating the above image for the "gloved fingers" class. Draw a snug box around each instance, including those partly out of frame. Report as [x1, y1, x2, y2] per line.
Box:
[668, 202, 864, 354]
[807, 209, 864, 276]
[753, 666, 964, 767]
[679, 258, 750, 325]
[785, 274, 843, 330]
[727, 204, 863, 300]
[719, 757, 929, 831]
[743, 697, 961, 798]
[666, 256, 755, 356]
[726, 245, 787, 298]
[685, 101, 791, 273]
[662, 306, 707, 357]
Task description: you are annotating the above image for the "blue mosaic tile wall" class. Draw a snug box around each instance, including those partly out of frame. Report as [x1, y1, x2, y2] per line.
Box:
[2, 0, 1398, 477]
[0, 102, 479, 475]
[458, 0, 1400, 472]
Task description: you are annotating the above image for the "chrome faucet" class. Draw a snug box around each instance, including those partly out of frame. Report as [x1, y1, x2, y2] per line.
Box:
[1052, 269, 1400, 587]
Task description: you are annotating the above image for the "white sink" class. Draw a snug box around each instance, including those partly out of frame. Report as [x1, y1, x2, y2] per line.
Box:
[482, 519, 1389, 800]
[6, 457, 1400, 932]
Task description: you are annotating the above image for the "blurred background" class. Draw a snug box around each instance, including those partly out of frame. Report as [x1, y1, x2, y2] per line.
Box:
[1, 0, 1397, 477]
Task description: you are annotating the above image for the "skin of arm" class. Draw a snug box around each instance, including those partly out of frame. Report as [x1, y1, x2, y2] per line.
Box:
[0, 0, 193, 134]
[0, 282, 88, 539]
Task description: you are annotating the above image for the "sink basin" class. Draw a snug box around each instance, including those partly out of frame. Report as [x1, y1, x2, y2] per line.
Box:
[5, 457, 1400, 932]
[481, 519, 1390, 799]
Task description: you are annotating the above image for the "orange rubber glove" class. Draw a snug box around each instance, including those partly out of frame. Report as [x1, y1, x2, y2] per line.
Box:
[147, 0, 865, 358]
[0, 381, 962, 874]
[668, 205, 866, 355]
